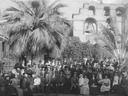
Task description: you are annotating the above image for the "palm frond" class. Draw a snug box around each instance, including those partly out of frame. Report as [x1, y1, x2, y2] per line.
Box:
[93, 23, 118, 59]
[40, 0, 64, 20]
[49, 44, 62, 59]
[6, 6, 20, 12]
[28, 28, 53, 54]
[101, 25, 117, 49]
[9, 30, 29, 56]
[11, 0, 34, 16]
[52, 3, 66, 15]
[94, 32, 115, 51]
[109, 16, 120, 34]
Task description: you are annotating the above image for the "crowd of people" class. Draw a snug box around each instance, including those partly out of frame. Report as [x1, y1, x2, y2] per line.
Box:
[0, 57, 128, 96]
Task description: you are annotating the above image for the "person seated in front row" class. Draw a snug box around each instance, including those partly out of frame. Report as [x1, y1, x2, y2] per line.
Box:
[98, 75, 111, 95]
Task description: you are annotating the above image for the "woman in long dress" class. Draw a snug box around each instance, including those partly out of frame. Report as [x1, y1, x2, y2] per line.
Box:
[112, 73, 119, 94]
[79, 74, 89, 95]
[113, 73, 119, 86]
[98, 75, 111, 93]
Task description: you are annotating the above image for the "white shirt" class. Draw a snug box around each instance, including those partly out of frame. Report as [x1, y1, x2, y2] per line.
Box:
[34, 77, 41, 85]
[113, 75, 119, 85]
[79, 77, 84, 86]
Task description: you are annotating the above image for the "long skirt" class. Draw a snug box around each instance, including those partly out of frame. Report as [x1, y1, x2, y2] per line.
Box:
[80, 85, 89, 95]
[100, 85, 110, 92]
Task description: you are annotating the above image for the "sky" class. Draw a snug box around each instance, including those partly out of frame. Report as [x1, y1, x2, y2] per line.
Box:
[0, 0, 127, 19]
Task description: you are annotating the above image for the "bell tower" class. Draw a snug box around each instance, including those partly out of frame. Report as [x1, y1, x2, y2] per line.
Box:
[72, 1, 124, 43]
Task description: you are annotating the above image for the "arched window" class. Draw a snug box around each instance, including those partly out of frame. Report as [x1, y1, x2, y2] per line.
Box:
[89, 6, 95, 15]
[104, 6, 110, 16]
[84, 17, 97, 33]
[116, 7, 125, 16]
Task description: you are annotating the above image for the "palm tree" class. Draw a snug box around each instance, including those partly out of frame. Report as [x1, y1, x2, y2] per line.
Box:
[1, 0, 71, 60]
[92, 3, 128, 70]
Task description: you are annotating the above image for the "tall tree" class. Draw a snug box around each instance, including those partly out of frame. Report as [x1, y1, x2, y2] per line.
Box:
[62, 36, 83, 61]
[62, 36, 101, 62]
[1, 0, 71, 59]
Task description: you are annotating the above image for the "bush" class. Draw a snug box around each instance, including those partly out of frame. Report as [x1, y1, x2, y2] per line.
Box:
[62, 37, 101, 62]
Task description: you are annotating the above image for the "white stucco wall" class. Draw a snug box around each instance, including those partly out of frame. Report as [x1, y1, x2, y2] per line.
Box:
[72, 2, 123, 43]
